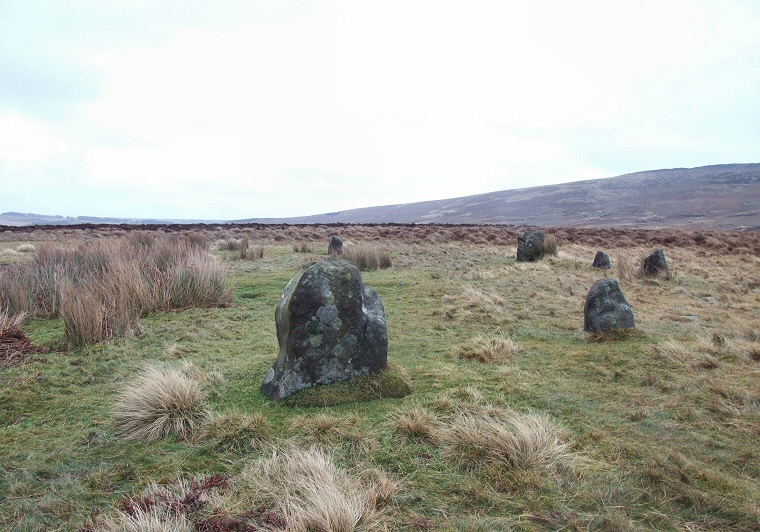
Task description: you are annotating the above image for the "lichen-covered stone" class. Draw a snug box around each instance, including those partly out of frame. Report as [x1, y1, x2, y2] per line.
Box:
[261, 258, 387, 400]
[517, 231, 546, 262]
[584, 278, 635, 332]
[592, 251, 611, 269]
[643, 248, 668, 276]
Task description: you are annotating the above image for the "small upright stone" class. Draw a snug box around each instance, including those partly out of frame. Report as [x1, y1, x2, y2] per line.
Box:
[328, 235, 343, 256]
[643, 248, 668, 277]
[517, 231, 546, 262]
[261, 258, 387, 400]
[584, 278, 635, 332]
[592, 251, 611, 269]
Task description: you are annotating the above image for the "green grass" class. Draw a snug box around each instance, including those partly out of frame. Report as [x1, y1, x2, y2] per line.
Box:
[1, 238, 759, 530]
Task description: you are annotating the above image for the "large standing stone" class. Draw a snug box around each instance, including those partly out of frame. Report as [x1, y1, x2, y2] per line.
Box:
[328, 235, 343, 256]
[643, 248, 668, 277]
[584, 278, 635, 332]
[261, 258, 388, 400]
[592, 251, 611, 269]
[517, 231, 546, 262]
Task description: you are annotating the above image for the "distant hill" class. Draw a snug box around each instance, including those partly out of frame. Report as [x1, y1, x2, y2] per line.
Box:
[0, 212, 223, 227]
[236, 163, 760, 230]
[4, 163, 759, 230]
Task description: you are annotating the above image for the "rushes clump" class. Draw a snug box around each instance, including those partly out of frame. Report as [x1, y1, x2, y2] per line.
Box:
[342, 245, 392, 271]
[294, 241, 314, 253]
[540, 234, 559, 257]
[0, 236, 231, 346]
[114, 365, 210, 442]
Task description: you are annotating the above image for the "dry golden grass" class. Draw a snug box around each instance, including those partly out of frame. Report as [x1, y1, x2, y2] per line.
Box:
[97, 505, 193, 532]
[293, 241, 314, 253]
[455, 334, 523, 363]
[235, 447, 393, 531]
[441, 410, 569, 472]
[615, 253, 644, 281]
[342, 245, 392, 271]
[443, 286, 509, 323]
[389, 406, 442, 442]
[0, 308, 26, 334]
[114, 365, 210, 442]
[16, 243, 35, 253]
[652, 340, 720, 370]
[541, 233, 559, 257]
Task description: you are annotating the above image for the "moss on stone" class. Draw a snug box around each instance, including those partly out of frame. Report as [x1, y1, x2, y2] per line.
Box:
[279, 361, 412, 408]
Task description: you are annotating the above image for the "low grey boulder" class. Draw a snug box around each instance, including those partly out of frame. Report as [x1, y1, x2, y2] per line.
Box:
[592, 251, 611, 269]
[328, 235, 343, 256]
[643, 248, 668, 276]
[261, 258, 388, 400]
[517, 231, 546, 262]
[584, 278, 635, 332]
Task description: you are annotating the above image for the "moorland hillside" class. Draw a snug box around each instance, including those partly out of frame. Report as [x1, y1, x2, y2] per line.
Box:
[237, 163, 760, 229]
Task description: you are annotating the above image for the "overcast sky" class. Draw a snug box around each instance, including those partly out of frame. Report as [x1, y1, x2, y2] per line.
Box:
[1, 1, 759, 220]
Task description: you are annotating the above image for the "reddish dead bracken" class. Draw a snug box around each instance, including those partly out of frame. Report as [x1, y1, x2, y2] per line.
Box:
[0, 326, 45, 369]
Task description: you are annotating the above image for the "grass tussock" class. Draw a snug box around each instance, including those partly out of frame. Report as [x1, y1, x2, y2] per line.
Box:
[652, 340, 719, 370]
[16, 243, 36, 253]
[216, 237, 264, 260]
[390, 406, 442, 443]
[97, 504, 193, 531]
[540, 234, 559, 257]
[199, 411, 270, 453]
[455, 335, 522, 363]
[0, 309, 44, 369]
[102, 447, 397, 531]
[294, 241, 314, 253]
[615, 254, 645, 281]
[441, 410, 569, 473]
[443, 286, 509, 323]
[216, 237, 248, 252]
[617, 252, 674, 281]
[290, 412, 350, 447]
[281, 362, 412, 407]
[235, 447, 393, 531]
[342, 245, 392, 271]
[114, 365, 210, 442]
